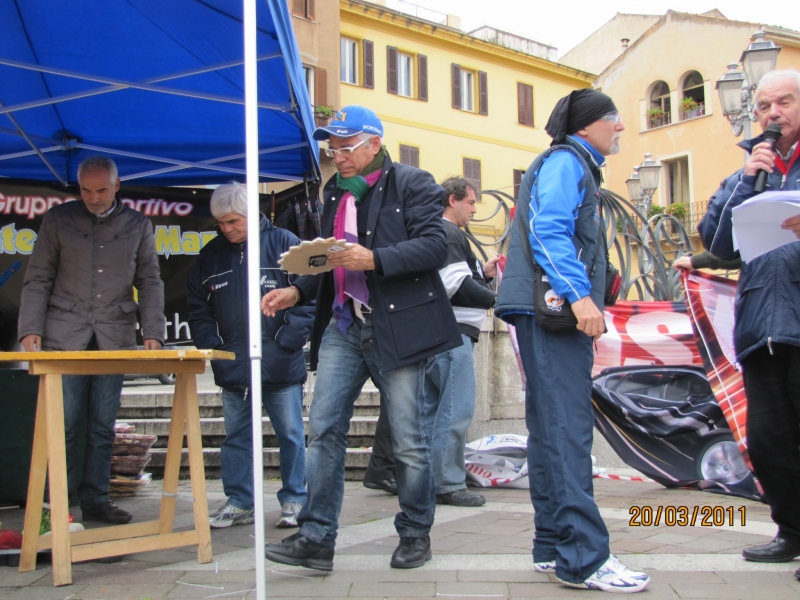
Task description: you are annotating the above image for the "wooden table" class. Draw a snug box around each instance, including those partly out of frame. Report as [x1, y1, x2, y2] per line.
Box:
[1, 349, 234, 586]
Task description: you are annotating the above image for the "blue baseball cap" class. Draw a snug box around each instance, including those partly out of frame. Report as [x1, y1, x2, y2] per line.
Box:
[312, 105, 384, 140]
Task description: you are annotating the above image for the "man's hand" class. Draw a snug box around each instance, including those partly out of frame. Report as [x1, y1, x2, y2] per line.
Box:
[143, 339, 162, 350]
[672, 255, 695, 272]
[326, 244, 375, 271]
[743, 141, 776, 177]
[262, 287, 298, 317]
[782, 214, 800, 240]
[571, 296, 605, 340]
[21, 334, 41, 352]
[483, 255, 501, 278]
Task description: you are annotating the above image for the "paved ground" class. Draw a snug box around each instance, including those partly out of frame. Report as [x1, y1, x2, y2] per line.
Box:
[1, 475, 797, 599]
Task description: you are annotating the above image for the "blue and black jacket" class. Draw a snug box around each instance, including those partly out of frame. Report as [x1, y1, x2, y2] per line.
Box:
[495, 136, 606, 323]
[186, 214, 315, 390]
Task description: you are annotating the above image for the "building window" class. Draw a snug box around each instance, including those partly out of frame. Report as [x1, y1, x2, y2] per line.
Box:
[340, 37, 374, 89]
[341, 38, 358, 85]
[680, 71, 706, 121]
[517, 83, 534, 127]
[665, 157, 689, 206]
[303, 66, 315, 101]
[513, 169, 526, 199]
[647, 80, 671, 128]
[399, 144, 419, 168]
[463, 158, 482, 195]
[451, 64, 488, 115]
[386, 48, 427, 101]
[292, 0, 315, 20]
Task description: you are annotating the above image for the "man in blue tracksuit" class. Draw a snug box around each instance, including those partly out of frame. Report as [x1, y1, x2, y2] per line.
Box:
[495, 89, 649, 594]
[187, 183, 314, 530]
[699, 70, 800, 573]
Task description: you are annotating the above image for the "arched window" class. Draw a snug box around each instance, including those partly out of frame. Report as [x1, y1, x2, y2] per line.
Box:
[680, 71, 705, 120]
[648, 81, 671, 128]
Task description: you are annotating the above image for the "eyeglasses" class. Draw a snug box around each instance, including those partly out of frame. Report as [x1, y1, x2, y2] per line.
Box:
[324, 138, 369, 158]
[600, 113, 623, 124]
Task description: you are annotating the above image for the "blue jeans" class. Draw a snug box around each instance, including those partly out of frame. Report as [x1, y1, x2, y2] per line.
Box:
[62, 374, 124, 510]
[515, 315, 609, 584]
[299, 315, 435, 546]
[426, 334, 476, 494]
[221, 384, 307, 509]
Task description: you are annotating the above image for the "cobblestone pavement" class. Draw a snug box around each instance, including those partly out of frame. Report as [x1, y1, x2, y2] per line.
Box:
[1, 477, 797, 599]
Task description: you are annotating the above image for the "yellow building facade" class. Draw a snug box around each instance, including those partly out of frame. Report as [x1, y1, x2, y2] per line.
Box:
[337, 0, 593, 240]
[564, 11, 800, 237]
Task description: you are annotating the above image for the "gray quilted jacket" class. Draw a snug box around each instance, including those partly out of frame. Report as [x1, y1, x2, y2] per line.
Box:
[18, 199, 165, 350]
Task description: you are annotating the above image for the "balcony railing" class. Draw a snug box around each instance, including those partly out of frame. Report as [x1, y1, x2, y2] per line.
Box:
[680, 102, 706, 122]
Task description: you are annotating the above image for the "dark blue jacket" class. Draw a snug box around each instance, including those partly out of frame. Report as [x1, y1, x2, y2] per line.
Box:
[496, 137, 606, 323]
[186, 214, 315, 390]
[293, 154, 462, 372]
[698, 134, 800, 362]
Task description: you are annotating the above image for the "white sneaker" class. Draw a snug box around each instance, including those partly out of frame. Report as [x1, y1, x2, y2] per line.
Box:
[208, 501, 255, 529]
[276, 502, 302, 528]
[559, 555, 650, 593]
[533, 560, 556, 573]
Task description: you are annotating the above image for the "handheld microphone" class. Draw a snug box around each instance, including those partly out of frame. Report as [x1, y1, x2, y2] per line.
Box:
[754, 123, 783, 193]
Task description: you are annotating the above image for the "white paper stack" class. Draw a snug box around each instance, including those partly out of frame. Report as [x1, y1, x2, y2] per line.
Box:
[731, 190, 800, 262]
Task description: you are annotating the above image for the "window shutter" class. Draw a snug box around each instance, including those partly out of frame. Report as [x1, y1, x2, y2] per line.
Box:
[526, 85, 534, 126]
[292, 0, 305, 16]
[478, 71, 488, 115]
[513, 169, 525, 199]
[387, 46, 398, 95]
[314, 67, 327, 108]
[363, 40, 374, 89]
[451, 64, 461, 109]
[417, 54, 428, 102]
[410, 146, 419, 168]
[400, 145, 409, 165]
[463, 158, 481, 193]
[518, 83, 533, 126]
[306, 0, 315, 20]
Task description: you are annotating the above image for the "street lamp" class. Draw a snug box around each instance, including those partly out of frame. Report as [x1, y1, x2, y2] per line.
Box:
[625, 166, 641, 205]
[716, 31, 781, 138]
[626, 155, 662, 215]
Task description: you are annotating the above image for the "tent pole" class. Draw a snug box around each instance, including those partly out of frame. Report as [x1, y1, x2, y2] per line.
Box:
[243, 0, 267, 597]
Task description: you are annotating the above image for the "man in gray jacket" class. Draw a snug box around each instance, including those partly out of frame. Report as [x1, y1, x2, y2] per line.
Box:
[18, 156, 165, 524]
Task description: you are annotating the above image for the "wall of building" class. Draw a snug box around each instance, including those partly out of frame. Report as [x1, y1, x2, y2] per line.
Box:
[598, 13, 800, 228]
[339, 0, 593, 237]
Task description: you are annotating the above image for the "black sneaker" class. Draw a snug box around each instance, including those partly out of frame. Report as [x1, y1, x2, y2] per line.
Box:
[363, 478, 398, 495]
[264, 532, 334, 572]
[81, 501, 132, 524]
[390, 536, 432, 569]
[436, 489, 486, 507]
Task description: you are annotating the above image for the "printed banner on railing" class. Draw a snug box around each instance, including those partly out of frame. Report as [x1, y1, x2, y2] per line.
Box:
[683, 271, 750, 467]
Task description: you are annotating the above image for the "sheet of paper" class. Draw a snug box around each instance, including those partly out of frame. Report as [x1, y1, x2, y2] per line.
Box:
[731, 191, 800, 262]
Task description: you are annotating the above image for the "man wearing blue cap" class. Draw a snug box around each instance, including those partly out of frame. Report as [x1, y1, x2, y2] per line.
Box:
[262, 106, 462, 570]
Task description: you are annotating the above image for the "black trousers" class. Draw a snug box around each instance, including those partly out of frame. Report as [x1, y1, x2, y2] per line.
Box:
[742, 343, 800, 542]
[364, 393, 395, 482]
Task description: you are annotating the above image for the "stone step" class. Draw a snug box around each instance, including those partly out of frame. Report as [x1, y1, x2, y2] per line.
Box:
[121, 416, 378, 448]
[146, 447, 370, 480]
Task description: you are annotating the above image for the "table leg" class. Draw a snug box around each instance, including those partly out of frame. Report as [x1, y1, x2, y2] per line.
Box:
[19, 379, 49, 572]
[158, 374, 188, 535]
[43, 374, 72, 586]
[183, 374, 212, 563]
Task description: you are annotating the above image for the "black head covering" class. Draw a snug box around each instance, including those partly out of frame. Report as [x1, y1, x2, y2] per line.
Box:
[545, 89, 617, 144]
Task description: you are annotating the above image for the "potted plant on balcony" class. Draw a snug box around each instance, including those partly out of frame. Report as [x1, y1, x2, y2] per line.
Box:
[665, 202, 688, 233]
[647, 107, 666, 128]
[680, 97, 700, 120]
[314, 105, 336, 126]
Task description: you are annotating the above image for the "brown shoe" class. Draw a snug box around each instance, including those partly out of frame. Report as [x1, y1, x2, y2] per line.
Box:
[82, 501, 132, 525]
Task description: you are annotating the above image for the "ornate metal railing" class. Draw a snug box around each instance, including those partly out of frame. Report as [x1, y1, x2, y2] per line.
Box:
[476, 188, 693, 301]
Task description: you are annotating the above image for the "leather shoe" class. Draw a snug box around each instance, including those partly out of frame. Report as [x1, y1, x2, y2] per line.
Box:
[264, 532, 334, 571]
[81, 501, 132, 525]
[363, 478, 398, 495]
[390, 536, 432, 569]
[742, 536, 800, 562]
[436, 489, 486, 507]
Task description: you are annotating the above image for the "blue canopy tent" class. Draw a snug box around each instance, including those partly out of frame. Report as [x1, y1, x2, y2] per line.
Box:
[0, 1, 320, 592]
[0, 0, 319, 185]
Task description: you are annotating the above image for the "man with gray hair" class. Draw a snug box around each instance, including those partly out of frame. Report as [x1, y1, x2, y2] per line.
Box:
[19, 155, 165, 524]
[699, 69, 800, 572]
[186, 183, 313, 529]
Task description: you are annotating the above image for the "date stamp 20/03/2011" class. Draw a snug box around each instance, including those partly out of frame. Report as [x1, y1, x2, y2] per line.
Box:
[629, 505, 746, 527]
